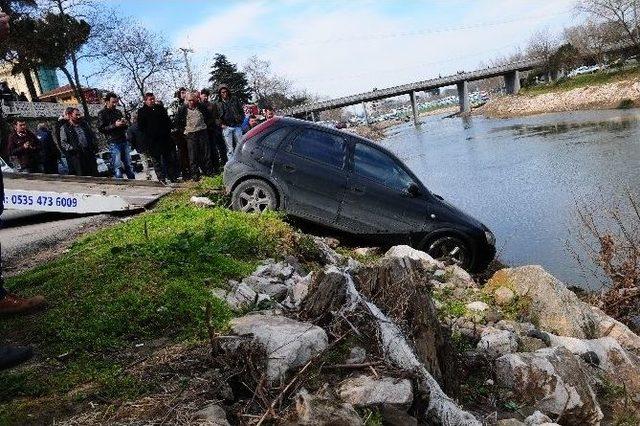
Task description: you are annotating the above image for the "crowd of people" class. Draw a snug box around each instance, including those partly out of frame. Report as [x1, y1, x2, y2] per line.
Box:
[3, 85, 276, 183]
[0, 8, 283, 370]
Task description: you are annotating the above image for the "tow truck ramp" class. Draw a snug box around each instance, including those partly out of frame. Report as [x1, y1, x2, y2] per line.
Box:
[4, 173, 174, 214]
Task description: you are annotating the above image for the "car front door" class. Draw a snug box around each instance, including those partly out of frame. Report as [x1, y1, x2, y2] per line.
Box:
[272, 127, 349, 224]
[337, 141, 430, 235]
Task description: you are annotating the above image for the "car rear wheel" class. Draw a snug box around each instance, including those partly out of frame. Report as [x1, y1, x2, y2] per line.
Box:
[425, 235, 473, 270]
[231, 179, 278, 213]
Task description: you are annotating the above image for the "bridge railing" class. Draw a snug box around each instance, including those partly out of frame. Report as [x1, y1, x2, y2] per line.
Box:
[1, 100, 104, 119]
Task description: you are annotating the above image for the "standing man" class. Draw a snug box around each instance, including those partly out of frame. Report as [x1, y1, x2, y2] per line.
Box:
[175, 92, 214, 181]
[98, 92, 135, 179]
[214, 84, 244, 160]
[199, 88, 223, 173]
[137, 93, 177, 183]
[7, 120, 40, 173]
[60, 108, 97, 177]
[171, 87, 190, 180]
[36, 123, 60, 174]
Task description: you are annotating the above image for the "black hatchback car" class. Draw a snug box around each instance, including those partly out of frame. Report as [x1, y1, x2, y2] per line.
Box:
[223, 117, 496, 271]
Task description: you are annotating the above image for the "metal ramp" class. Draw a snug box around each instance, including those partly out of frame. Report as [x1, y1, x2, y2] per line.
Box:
[4, 173, 174, 214]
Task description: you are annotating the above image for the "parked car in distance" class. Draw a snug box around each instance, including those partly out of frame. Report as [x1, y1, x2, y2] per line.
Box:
[0, 157, 15, 174]
[96, 157, 110, 176]
[223, 117, 496, 272]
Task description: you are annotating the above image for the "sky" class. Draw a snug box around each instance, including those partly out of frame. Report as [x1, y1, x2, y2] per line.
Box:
[105, 0, 582, 99]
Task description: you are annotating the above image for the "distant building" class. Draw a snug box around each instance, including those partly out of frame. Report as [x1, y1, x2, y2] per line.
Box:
[0, 64, 60, 100]
[37, 68, 60, 93]
[38, 84, 103, 104]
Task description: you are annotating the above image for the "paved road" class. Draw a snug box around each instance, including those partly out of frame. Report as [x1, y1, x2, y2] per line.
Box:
[0, 210, 117, 276]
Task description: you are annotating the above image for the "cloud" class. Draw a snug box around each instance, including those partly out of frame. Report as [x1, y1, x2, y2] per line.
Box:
[174, 2, 270, 52]
[173, 0, 579, 98]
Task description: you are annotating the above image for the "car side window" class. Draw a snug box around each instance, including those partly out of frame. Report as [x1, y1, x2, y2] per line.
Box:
[289, 128, 346, 169]
[260, 127, 291, 149]
[353, 143, 414, 190]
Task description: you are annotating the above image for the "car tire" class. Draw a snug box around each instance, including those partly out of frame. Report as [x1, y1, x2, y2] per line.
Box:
[231, 179, 278, 213]
[423, 235, 475, 271]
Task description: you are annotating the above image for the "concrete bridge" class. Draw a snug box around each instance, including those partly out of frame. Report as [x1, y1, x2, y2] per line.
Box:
[280, 58, 545, 124]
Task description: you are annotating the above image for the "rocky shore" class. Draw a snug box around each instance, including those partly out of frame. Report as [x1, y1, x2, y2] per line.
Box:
[477, 77, 640, 118]
[65, 237, 640, 425]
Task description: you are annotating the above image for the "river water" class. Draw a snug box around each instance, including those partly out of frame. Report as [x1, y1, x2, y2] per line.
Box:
[380, 108, 640, 289]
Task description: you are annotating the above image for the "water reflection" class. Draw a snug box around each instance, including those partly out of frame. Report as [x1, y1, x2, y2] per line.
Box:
[381, 109, 640, 289]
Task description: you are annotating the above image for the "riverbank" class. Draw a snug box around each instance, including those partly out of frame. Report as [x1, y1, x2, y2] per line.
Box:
[478, 67, 640, 118]
[351, 105, 459, 140]
[1, 176, 639, 424]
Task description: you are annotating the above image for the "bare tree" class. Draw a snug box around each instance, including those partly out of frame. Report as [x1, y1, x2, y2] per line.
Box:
[525, 27, 559, 60]
[565, 20, 623, 64]
[243, 56, 292, 105]
[578, 0, 640, 54]
[92, 16, 180, 105]
[39, 0, 110, 117]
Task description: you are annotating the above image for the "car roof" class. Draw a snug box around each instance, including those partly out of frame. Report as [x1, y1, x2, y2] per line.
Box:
[277, 116, 404, 163]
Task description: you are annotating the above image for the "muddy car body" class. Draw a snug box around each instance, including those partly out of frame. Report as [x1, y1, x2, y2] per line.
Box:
[223, 117, 496, 271]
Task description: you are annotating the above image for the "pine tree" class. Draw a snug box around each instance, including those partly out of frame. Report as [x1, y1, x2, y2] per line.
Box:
[208, 53, 250, 103]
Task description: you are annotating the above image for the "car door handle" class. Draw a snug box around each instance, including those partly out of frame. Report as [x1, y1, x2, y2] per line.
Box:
[283, 164, 296, 172]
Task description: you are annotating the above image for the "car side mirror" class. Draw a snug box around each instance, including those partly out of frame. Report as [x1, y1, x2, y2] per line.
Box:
[405, 183, 421, 198]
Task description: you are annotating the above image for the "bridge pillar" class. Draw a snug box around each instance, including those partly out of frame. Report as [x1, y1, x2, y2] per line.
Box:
[504, 70, 521, 95]
[409, 91, 419, 126]
[457, 81, 470, 114]
[362, 101, 370, 126]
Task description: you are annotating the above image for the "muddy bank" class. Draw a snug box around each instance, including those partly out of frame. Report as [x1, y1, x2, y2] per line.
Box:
[478, 77, 640, 118]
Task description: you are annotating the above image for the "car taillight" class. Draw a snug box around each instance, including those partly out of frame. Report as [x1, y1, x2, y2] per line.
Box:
[243, 117, 280, 143]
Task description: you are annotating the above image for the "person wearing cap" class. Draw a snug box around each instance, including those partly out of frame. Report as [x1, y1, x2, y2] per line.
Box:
[214, 84, 244, 159]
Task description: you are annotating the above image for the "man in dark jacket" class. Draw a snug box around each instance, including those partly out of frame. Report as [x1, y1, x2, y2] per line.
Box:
[214, 84, 244, 160]
[199, 89, 224, 172]
[137, 93, 177, 182]
[36, 123, 60, 174]
[175, 91, 214, 180]
[7, 120, 40, 173]
[98, 92, 135, 179]
[60, 108, 98, 177]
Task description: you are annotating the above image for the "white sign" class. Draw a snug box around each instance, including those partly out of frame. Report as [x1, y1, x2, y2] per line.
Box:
[4, 189, 131, 213]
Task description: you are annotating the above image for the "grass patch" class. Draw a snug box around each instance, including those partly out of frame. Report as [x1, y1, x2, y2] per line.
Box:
[522, 66, 640, 96]
[0, 177, 296, 422]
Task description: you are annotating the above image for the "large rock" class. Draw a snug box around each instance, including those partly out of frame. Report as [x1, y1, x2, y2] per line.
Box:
[230, 313, 328, 382]
[485, 266, 640, 353]
[476, 328, 518, 359]
[193, 403, 230, 426]
[384, 245, 444, 270]
[294, 391, 363, 425]
[547, 334, 640, 398]
[495, 346, 603, 425]
[524, 411, 558, 425]
[338, 375, 413, 408]
[211, 282, 270, 311]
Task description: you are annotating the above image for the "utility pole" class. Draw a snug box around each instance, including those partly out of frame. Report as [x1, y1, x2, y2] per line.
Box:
[179, 47, 194, 90]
